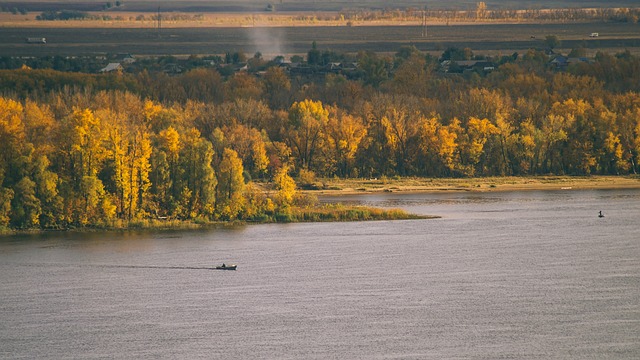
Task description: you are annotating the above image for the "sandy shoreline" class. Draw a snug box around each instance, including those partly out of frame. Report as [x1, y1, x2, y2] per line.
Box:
[308, 176, 640, 196]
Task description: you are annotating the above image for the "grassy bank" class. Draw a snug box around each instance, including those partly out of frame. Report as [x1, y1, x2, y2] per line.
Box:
[308, 175, 640, 195]
[271, 204, 431, 223]
[3, 176, 637, 235]
[0, 204, 428, 235]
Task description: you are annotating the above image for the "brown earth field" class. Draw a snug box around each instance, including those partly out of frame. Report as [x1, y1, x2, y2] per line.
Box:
[1, 19, 639, 58]
[308, 176, 640, 196]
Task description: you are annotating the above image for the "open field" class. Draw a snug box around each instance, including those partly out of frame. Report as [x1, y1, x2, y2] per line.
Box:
[310, 176, 640, 196]
[2, 1, 640, 12]
[1, 21, 639, 58]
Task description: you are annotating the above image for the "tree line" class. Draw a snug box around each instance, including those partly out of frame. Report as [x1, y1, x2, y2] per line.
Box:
[265, 6, 640, 24]
[1, 46, 640, 229]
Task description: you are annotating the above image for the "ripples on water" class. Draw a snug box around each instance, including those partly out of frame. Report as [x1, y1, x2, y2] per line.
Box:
[1, 189, 639, 359]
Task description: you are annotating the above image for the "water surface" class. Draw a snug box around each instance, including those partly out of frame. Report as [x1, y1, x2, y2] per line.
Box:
[1, 189, 639, 359]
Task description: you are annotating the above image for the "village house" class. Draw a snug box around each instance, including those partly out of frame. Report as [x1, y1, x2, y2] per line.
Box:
[550, 55, 592, 69]
[99, 63, 123, 73]
[440, 60, 496, 73]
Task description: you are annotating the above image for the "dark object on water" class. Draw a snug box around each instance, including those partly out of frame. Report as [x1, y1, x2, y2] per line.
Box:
[215, 264, 237, 270]
[598, 211, 604, 218]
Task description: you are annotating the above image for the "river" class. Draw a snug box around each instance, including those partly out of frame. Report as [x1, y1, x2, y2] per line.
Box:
[1, 189, 639, 359]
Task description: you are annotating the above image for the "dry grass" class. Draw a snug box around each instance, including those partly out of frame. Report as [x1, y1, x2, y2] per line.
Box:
[310, 176, 640, 196]
[0, 9, 635, 29]
[0, 12, 512, 29]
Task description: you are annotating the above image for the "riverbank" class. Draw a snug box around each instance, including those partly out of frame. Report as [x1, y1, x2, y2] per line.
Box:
[0, 204, 427, 236]
[307, 176, 640, 196]
[2, 176, 637, 235]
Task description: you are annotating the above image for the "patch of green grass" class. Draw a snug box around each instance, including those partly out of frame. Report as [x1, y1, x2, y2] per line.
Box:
[289, 204, 430, 222]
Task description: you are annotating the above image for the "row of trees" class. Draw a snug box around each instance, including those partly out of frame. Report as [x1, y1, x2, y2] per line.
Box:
[1, 46, 640, 229]
[12, 4, 640, 24]
[0, 93, 304, 229]
[338, 6, 640, 23]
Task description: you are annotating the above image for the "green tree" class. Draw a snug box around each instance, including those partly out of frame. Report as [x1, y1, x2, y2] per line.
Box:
[178, 128, 217, 219]
[262, 66, 291, 110]
[307, 41, 321, 65]
[544, 35, 561, 50]
[0, 185, 13, 228]
[357, 51, 389, 87]
[32, 155, 63, 228]
[10, 177, 41, 228]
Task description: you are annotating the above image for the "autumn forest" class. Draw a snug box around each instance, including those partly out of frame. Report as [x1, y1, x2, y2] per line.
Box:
[2, 45, 640, 230]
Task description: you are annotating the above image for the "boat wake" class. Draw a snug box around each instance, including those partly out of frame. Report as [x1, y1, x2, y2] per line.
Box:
[18, 263, 223, 271]
[96, 264, 220, 270]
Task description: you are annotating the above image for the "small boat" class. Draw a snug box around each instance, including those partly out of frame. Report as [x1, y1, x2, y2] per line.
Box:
[214, 264, 237, 270]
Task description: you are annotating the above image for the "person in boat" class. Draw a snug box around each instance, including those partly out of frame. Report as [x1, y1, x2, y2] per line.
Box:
[598, 211, 604, 218]
[222, 263, 226, 268]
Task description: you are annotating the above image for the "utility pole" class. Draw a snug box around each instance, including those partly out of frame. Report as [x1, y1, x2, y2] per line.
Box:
[422, 7, 427, 38]
[157, 6, 162, 38]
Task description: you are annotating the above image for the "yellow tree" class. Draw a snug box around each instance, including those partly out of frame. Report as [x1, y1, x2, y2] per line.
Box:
[1, 98, 62, 228]
[215, 148, 246, 220]
[101, 108, 153, 220]
[456, 88, 513, 127]
[285, 99, 329, 171]
[0, 98, 27, 182]
[540, 113, 571, 174]
[550, 99, 596, 174]
[324, 106, 367, 177]
[150, 125, 182, 216]
[380, 107, 423, 176]
[266, 140, 293, 176]
[241, 182, 275, 220]
[76, 175, 116, 226]
[603, 132, 627, 174]
[67, 107, 106, 179]
[516, 120, 544, 174]
[58, 107, 112, 226]
[417, 116, 459, 176]
[486, 114, 517, 175]
[454, 117, 498, 176]
[273, 165, 297, 209]
[23, 100, 57, 159]
[124, 130, 152, 219]
[618, 106, 640, 174]
[635, 118, 640, 173]
[103, 111, 127, 218]
[222, 124, 269, 179]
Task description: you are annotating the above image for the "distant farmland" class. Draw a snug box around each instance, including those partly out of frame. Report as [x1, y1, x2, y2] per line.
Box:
[3, 0, 640, 12]
[1, 21, 639, 58]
